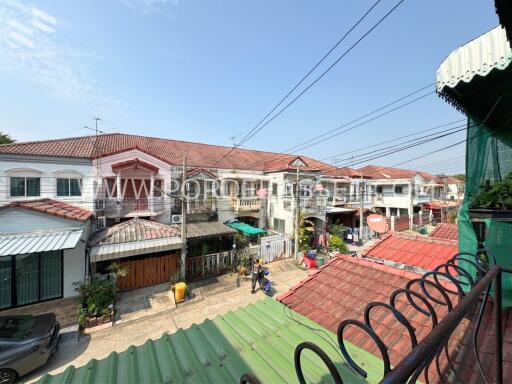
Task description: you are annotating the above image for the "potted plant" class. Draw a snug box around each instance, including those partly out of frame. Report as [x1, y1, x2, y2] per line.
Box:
[75, 263, 127, 331]
[470, 172, 512, 219]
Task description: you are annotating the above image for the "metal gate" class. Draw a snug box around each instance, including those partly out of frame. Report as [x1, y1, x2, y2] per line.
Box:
[117, 253, 179, 291]
[259, 234, 291, 263]
[186, 251, 234, 281]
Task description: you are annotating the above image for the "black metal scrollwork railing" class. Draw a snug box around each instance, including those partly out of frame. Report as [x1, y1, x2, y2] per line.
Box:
[289, 249, 509, 384]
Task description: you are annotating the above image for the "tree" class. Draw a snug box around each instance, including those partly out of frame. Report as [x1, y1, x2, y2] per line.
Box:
[453, 174, 465, 182]
[0, 132, 14, 145]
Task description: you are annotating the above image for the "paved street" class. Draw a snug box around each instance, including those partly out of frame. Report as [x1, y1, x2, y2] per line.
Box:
[25, 259, 308, 383]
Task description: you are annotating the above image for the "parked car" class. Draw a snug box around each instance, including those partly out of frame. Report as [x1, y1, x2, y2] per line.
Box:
[0, 314, 60, 383]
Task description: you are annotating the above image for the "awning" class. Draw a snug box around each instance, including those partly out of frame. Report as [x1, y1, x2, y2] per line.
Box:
[90, 237, 182, 262]
[186, 222, 236, 239]
[219, 173, 271, 180]
[0, 229, 84, 256]
[436, 26, 512, 119]
[326, 207, 357, 214]
[225, 221, 266, 236]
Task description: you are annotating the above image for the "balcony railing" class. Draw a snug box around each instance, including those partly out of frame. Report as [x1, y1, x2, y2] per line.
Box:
[231, 197, 261, 212]
[286, 249, 509, 384]
[186, 198, 216, 215]
[283, 196, 327, 211]
[101, 197, 168, 217]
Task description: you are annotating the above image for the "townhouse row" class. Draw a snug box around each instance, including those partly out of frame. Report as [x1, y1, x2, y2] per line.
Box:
[0, 133, 463, 310]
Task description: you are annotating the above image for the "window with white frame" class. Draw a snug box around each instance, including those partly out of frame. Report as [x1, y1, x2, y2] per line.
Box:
[10, 176, 40, 197]
[56, 178, 82, 196]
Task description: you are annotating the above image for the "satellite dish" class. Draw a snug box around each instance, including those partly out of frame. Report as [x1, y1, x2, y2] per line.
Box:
[367, 214, 388, 234]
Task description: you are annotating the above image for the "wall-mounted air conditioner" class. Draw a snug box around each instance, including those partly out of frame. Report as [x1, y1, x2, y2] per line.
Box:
[171, 214, 182, 224]
[97, 216, 107, 230]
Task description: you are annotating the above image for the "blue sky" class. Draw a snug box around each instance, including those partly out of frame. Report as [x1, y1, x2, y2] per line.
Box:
[0, 0, 501, 174]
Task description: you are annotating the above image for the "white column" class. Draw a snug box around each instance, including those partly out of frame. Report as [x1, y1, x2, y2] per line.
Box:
[116, 170, 122, 216]
[149, 172, 155, 212]
[116, 171, 122, 199]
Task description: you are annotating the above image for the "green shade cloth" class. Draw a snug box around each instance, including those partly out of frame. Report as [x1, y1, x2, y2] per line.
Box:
[226, 221, 266, 236]
[458, 115, 512, 308]
[39, 299, 383, 384]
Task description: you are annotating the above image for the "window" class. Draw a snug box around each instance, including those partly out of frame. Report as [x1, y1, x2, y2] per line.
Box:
[376, 186, 383, 194]
[10, 177, 40, 197]
[272, 183, 278, 196]
[0, 251, 62, 309]
[57, 178, 82, 196]
[273, 218, 286, 234]
[395, 185, 403, 194]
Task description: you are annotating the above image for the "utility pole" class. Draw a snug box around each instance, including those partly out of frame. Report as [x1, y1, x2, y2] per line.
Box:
[180, 156, 187, 280]
[359, 172, 364, 246]
[294, 163, 300, 260]
[410, 176, 415, 230]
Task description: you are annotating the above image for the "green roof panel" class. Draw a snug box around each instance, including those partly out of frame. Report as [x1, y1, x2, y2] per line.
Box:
[226, 221, 266, 236]
[39, 299, 384, 383]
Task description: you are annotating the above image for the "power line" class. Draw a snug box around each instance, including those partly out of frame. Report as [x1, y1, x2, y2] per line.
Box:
[328, 122, 465, 164]
[237, 0, 407, 147]
[233, 84, 436, 171]
[323, 119, 463, 162]
[234, 0, 383, 148]
[217, 0, 407, 165]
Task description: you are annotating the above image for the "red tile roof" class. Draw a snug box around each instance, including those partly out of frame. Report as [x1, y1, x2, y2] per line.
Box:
[111, 158, 159, 173]
[278, 254, 510, 383]
[362, 232, 458, 271]
[358, 165, 417, 179]
[429, 223, 458, 242]
[91, 217, 180, 246]
[2, 199, 92, 222]
[278, 255, 466, 380]
[0, 133, 334, 172]
[454, 304, 512, 383]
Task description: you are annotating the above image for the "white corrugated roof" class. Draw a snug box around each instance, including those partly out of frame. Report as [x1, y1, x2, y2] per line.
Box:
[90, 237, 182, 262]
[436, 26, 512, 92]
[0, 229, 84, 256]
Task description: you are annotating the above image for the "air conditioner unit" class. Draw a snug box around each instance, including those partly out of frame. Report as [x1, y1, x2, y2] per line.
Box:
[97, 216, 107, 230]
[171, 214, 182, 224]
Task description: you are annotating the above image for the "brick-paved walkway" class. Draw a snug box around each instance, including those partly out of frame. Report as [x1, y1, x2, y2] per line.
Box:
[25, 258, 308, 383]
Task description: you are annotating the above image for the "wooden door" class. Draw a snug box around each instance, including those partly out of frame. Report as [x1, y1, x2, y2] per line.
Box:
[116, 253, 179, 291]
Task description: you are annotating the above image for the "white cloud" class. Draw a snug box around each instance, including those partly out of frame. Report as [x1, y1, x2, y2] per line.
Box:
[117, 0, 176, 14]
[0, 0, 123, 112]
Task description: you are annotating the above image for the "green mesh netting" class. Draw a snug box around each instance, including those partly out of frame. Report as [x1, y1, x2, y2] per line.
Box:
[458, 116, 512, 308]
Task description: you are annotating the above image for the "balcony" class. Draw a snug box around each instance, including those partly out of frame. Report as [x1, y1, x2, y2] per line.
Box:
[283, 196, 327, 211]
[101, 197, 168, 218]
[231, 197, 261, 212]
[414, 193, 431, 204]
[187, 198, 216, 215]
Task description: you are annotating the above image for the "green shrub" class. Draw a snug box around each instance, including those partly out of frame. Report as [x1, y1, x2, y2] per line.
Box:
[328, 234, 348, 253]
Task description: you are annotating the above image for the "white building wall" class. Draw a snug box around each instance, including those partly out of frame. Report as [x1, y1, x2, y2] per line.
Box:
[0, 154, 93, 210]
[63, 221, 90, 298]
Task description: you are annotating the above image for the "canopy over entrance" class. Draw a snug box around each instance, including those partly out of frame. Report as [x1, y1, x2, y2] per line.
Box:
[225, 220, 266, 236]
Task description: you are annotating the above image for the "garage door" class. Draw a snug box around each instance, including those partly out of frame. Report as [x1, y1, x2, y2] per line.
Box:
[116, 253, 179, 291]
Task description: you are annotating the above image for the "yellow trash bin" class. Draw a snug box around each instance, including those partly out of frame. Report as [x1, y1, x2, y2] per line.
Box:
[175, 282, 186, 302]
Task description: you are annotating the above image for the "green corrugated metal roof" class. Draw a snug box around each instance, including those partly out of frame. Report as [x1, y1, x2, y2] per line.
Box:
[39, 299, 384, 383]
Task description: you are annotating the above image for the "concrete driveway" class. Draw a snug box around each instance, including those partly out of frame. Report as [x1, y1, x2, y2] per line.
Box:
[24, 259, 308, 383]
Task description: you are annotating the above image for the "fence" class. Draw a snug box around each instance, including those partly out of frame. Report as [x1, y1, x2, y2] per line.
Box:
[259, 233, 292, 263]
[185, 251, 234, 281]
[394, 215, 410, 232]
[116, 253, 178, 291]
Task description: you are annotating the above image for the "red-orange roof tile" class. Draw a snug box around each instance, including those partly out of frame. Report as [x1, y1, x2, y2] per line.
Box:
[429, 223, 459, 242]
[91, 217, 180, 246]
[2, 199, 92, 222]
[363, 232, 458, 271]
[278, 255, 462, 380]
[0, 133, 334, 172]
